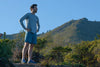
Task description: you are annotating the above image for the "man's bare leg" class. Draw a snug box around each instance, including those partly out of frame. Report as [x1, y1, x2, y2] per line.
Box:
[28, 44, 34, 62]
[22, 42, 29, 60]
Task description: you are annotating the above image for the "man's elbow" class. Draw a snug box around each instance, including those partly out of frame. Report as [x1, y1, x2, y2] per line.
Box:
[19, 19, 22, 23]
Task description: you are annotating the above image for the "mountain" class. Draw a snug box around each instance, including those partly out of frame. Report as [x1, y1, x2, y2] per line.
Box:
[39, 18, 100, 45]
[0, 32, 42, 40]
[2, 18, 100, 45]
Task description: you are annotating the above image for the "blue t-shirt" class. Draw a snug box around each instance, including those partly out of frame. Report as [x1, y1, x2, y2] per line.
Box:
[19, 13, 40, 33]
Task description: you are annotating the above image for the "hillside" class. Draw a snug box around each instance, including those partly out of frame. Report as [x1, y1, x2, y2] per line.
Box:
[39, 18, 100, 45]
[0, 32, 42, 40]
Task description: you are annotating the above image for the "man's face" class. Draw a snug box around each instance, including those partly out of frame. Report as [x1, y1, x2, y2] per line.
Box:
[31, 6, 38, 13]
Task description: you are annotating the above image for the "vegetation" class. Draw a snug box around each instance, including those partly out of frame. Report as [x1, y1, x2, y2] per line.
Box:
[40, 40, 100, 67]
[0, 32, 15, 67]
[1, 18, 100, 67]
[0, 32, 100, 67]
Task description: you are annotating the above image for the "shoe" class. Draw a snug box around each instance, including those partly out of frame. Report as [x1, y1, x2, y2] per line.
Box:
[21, 59, 26, 64]
[27, 60, 37, 64]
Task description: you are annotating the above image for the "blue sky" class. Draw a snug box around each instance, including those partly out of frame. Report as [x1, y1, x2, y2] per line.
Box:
[0, 0, 100, 35]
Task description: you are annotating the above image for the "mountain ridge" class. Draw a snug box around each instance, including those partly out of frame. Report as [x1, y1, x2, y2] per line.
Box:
[39, 18, 100, 44]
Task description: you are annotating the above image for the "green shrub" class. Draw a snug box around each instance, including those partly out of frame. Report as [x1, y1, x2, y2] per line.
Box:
[0, 39, 15, 59]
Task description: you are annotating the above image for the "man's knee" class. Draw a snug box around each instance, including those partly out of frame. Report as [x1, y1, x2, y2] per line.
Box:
[24, 42, 29, 46]
[29, 44, 34, 49]
[23, 42, 29, 49]
[25, 42, 29, 45]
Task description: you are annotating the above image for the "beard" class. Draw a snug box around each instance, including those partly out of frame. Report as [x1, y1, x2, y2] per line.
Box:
[34, 10, 37, 13]
[32, 10, 37, 13]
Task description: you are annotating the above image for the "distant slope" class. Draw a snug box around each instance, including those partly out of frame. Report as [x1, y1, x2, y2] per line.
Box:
[0, 33, 18, 40]
[39, 18, 100, 44]
[1, 32, 42, 40]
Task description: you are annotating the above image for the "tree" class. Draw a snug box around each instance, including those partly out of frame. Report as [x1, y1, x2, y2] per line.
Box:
[3, 32, 6, 40]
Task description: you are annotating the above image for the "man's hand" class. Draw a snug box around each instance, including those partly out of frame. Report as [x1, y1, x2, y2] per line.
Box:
[25, 28, 31, 32]
[37, 30, 39, 33]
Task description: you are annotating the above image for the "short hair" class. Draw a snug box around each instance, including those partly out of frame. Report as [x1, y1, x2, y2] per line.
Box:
[30, 4, 37, 10]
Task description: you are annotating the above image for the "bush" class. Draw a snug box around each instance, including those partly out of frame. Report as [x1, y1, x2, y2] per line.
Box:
[64, 41, 98, 66]
[0, 39, 15, 59]
[0, 39, 15, 67]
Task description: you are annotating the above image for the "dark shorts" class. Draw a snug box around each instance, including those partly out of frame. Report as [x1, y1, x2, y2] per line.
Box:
[25, 31, 37, 44]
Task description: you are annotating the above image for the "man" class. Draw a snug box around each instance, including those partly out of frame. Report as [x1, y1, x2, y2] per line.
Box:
[19, 4, 40, 64]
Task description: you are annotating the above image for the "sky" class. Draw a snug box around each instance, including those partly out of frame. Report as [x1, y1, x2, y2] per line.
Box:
[0, 0, 100, 35]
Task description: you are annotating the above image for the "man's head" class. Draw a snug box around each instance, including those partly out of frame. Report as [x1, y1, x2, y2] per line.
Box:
[30, 4, 38, 13]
